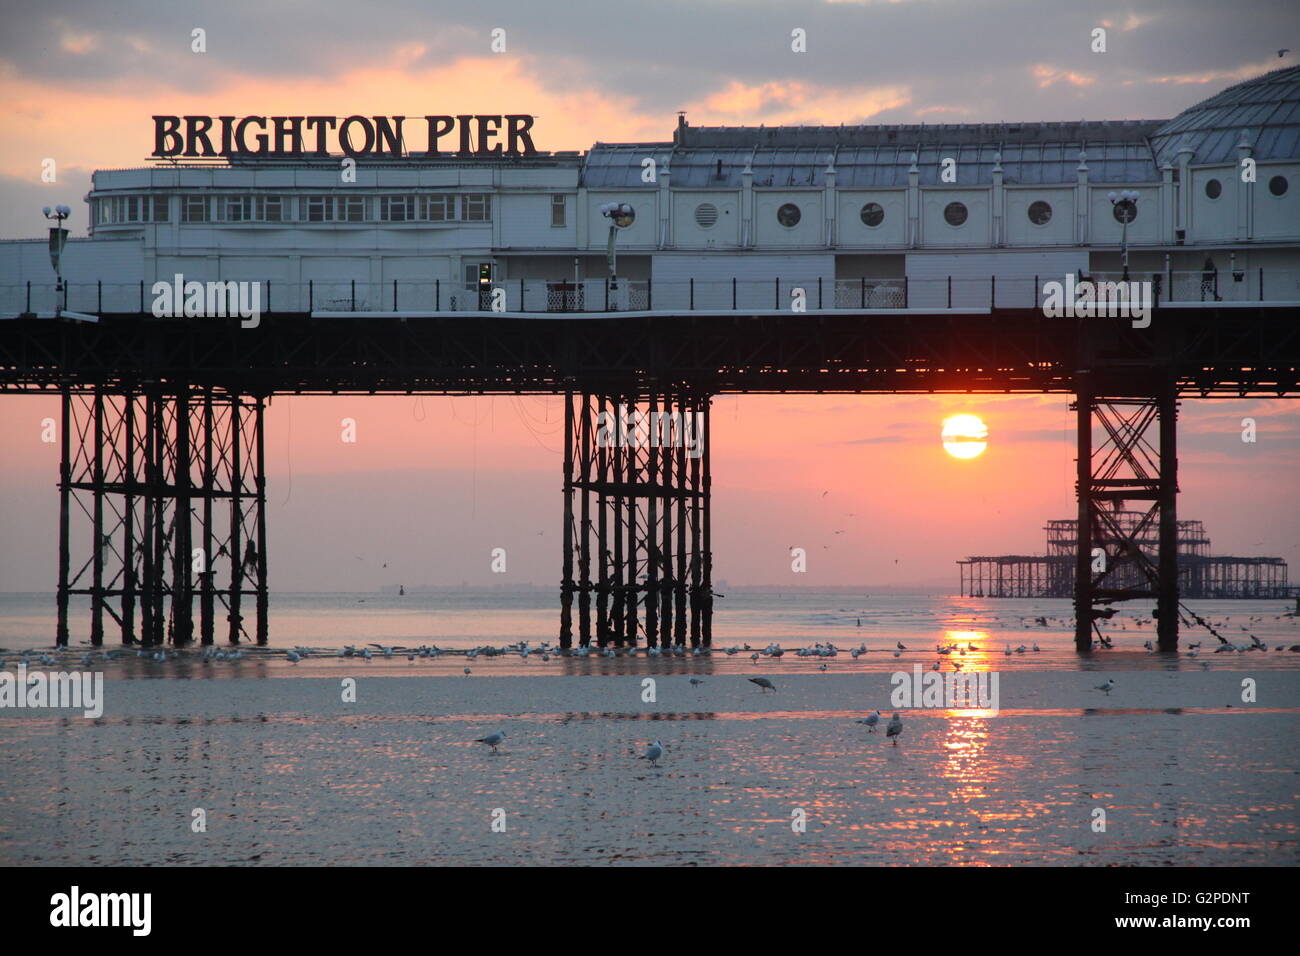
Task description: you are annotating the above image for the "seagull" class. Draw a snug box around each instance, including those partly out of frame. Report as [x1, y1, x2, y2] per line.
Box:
[749, 677, 776, 693]
[689, 677, 704, 687]
[896, 641, 907, 650]
[1095, 679, 1115, 696]
[931, 660, 941, 671]
[886, 712, 903, 746]
[856, 710, 881, 732]
[640, 740, 664, 767]
[285, 650, 301, 663]
[475, 731, 506, 753]
[1280, 49, 1291, 57]
[463, 666, 472, 676]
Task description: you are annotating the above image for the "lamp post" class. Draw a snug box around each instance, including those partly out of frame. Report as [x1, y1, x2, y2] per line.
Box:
[599, 202, 635, 285]
[1107, 190, 1139, 280]
[44, 204, 72, 316]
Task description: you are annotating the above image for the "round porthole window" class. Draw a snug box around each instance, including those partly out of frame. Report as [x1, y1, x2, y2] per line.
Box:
[777, 203, 801, 227]
[1204, 178, 1222, 200]
[1269, 175, 1288, 196]
[944, 202, 968, 227]
[694, 203, 718, 228]
[1028, 200, 1052, 225]
[859, 202, 885, 227]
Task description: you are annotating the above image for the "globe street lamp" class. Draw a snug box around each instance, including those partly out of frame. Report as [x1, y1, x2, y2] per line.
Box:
[43, 204, 72, 315]
[1107, 190, 1139, 280]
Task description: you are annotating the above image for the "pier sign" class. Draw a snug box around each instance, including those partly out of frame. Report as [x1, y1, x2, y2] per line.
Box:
[152, 114, 538, 158]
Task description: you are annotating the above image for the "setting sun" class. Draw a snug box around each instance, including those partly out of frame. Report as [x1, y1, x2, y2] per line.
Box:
[942, 414, 988, 459]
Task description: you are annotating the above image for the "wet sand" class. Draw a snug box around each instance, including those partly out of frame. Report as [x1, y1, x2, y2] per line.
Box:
[1, 667, 1296, 866]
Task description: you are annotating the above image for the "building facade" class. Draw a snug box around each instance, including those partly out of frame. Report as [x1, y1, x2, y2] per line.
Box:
[4, 66, 1299, 315]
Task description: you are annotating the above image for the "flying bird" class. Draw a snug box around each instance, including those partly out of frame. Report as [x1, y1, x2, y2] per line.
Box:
[886, 712, 903, 746]
[749, 677, 776, 693]
[475, 731, 506, 753]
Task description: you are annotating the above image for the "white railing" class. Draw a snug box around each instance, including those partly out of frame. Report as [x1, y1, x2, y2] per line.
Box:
[3, 270, 1297, 316]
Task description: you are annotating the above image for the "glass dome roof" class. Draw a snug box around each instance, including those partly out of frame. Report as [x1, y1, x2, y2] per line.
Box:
[1150, 66, 1300, 165]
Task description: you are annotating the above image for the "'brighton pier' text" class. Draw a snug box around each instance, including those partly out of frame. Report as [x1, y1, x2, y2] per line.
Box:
[153, 114, 538, 158]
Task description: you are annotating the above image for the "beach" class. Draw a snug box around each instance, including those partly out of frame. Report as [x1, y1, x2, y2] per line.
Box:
[2, 654, 1297, 866]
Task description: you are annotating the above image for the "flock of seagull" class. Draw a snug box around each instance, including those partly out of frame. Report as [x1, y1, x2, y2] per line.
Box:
[470, 675, 910, 769]
[6, 620, 1299, 676]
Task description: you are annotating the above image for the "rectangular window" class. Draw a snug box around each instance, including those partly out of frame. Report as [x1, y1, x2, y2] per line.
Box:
[306, 196, 332, 222]
[152, 196, 170, 222]
[223, 196, 252, 222]
[421, 194, 454, 221]
[261, 196, 284, 222]
[97, 199, 111, 224]
[125, 197, 140, 222]
[551, 194, 566, 227]
[380, 195, 416, 222]
[338, 196, 367, 222]
[182, 195, 209, 223]
[462, 193, 491, 222]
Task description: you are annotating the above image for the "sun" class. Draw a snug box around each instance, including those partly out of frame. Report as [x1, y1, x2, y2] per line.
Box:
[942, 414, 988, 459]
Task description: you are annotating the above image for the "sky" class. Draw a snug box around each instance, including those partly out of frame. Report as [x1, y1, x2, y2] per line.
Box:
[0, 0, 1297, 592]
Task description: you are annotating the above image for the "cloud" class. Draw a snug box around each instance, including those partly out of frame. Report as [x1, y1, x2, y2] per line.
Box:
[3, 0, 1298, 173]
[831, 434, 908, 445]
[0, 167, 94, 240]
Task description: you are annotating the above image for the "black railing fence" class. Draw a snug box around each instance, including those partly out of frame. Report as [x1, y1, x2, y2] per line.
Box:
[3, 269, 1296, 316]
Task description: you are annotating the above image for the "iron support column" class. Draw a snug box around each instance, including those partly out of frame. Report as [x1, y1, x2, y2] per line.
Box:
[1157, 380, 1179, 650]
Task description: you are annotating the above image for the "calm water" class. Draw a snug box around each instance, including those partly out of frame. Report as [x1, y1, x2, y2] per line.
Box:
[3, 589, 1299, 665]
[2, 590, 1298, 865]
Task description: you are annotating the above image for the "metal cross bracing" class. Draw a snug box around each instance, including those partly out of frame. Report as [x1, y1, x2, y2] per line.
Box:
[1073, 381, 1180, 651]
[55, 385, 268, 647]
[6, 303, 1297, 653]
[560, 390, 712, 649]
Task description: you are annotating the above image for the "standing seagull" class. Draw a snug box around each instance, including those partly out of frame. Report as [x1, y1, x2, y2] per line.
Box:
[886, 712, 903, 746]
[856, 710, 881, 732]
[749, 677, 776, 693]
[640, 740, 664, 767]
[475, 731, 507, 753]
[1095, 679, 1115, 696]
